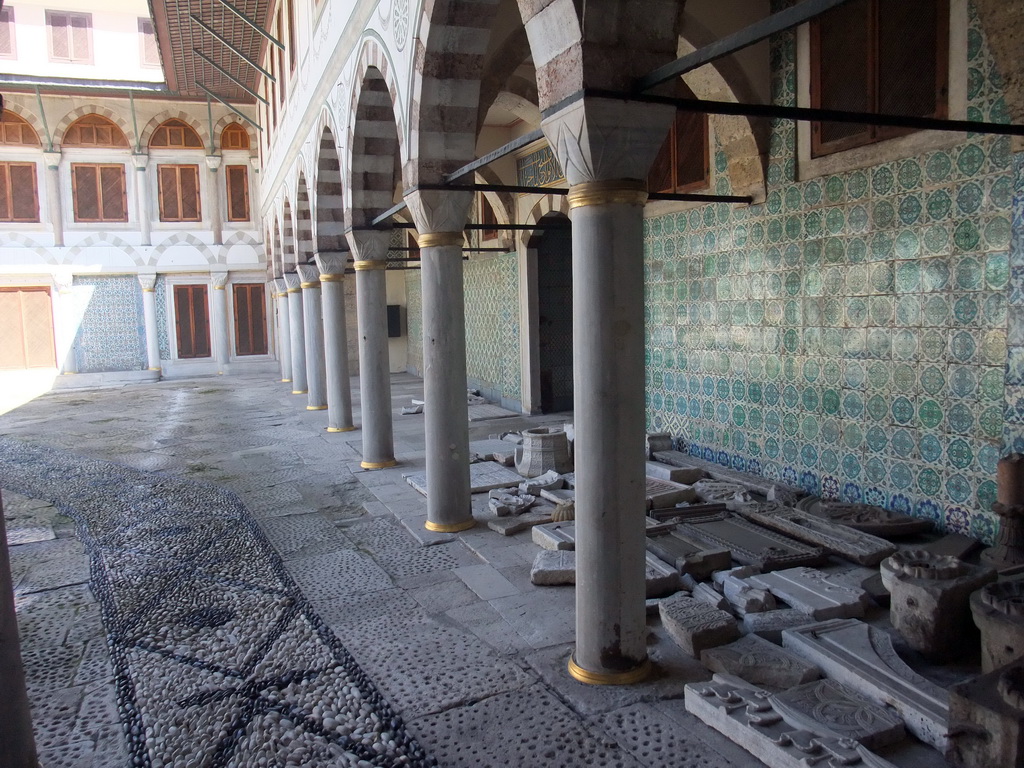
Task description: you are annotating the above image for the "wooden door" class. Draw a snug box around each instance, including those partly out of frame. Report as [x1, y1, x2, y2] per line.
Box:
[0, 287, 56, 369]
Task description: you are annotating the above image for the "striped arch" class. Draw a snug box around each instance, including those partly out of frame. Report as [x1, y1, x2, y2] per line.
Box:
[347, 53, 405, 227]
[281, 199, 297, 272]
[139, 110, 210, 151]
[314, 122, 347, 252]
[295, 172, 315, 265]
[520, 194, 570, 248]
[66, 233, 142, 263]
[2, 102, 47, 146]
[212, 113, 257, 154]
[52, 105, 136, 149]
[271, 217, 283, 278]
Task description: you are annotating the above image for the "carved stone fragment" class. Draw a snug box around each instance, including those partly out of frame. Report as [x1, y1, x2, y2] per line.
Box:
[796, 498, 933, 537]
[487, 508, 553, 536]
[645, 529, 732, 581]
[645, 477, 697, 508]
[675, 513, 829, 571]
[783, 618, 950, 751]
[514, 427, 572, 477]
[645, 460, 704, 484]
[659, 593, 739, 656]
[948, 657, 1024, 768]
[518, 469, 563, 495]
[487, 489, 536, 517]
[645, 432, 674, 457]
[654, 450, 805, 503]
[530, 550, 576, 586]
[701, 634, 820, 689]
[739, 506, 896, 566]
[971, 577, 1024, 672]
[747, 567, 869, 620]
[531, 521, 576, 550]
[469, 439, 517, 466]
[882, 550, 997, 661]
[771, 679, 906, 750]
[692, 480, 753, 507]
[980, 454, 1024, 571]
[742, 609, 816, 643]
[692, 582, 729, 611]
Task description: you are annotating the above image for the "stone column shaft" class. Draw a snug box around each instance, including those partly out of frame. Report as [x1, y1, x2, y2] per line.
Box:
[353, 260, 395, 467]
[206, 156, 223, 246]
[138, 274, 161, 372]
[273, 278, 292, 382]
[284, 273, 307, 394]
[133, 155, 151, 246]
[42, 153, 63, 248]
[316, 252, 355, 432]
[297, 264, 327, 410]
[211, 272, 230, 373]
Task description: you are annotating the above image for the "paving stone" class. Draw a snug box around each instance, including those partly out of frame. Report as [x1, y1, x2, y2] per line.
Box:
[455, 564, 520, 600]
[701, 634, 820, 689]
[487, 508, 553, 535]
[659, 593, 739, 657]
[406, 461, 523, 495]
[259, 512, 352, 557]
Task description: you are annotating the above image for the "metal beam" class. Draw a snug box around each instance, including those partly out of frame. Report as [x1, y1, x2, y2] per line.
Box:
[636, 0, 857, 92]
[589, 89, 1024, 138]
[194, 49, 269, 105]
[196, 83, 263, 132]
[369, 201, 408, 227]
[213, 0, 284, 50]
[414, 182, 752, 204]
[190, 14, 275, 82]
[442, 128, 545, 183]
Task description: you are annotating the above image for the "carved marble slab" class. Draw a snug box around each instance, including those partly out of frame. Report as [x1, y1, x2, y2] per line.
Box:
[530, 550, 681, 597]
[645, 477, 697, 508]
[405, 461, 523, 496]
[486, 508, 553, 536]
[540, 488, 575, 504]
[659, 593, 739, 656]
[692, 480, 754, 507]
[747, 567, 868, 620]
[646, 460, 705, 484]
[645, 529, 732, 581]
[653, 451, 806, 503]
[742, 609, 816, 643]
[674, 513, 829, 571]
[685, 675, 902, 768]
[739, 506, 896, 566]
[469, 439, 517, 466]
[771, 679, 905, 750]
[796, 498, 933, 537]
[701, 634, 820, 689]
[532, 521, 576, 550]
[782, 618, 949, 750]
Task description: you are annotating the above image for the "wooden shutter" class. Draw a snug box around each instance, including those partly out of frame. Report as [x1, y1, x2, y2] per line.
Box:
[72, 165, 100, 221]
[0, 163, 39, 222]
[173, 285, 211, 358]
[179, 166, 201, 221]
[100, 166, 127, 221]
[0, 288, 56, 370]
[233, 284, 268, 356]
[158, 165, 202, 222]
[226, 165, 249, 222]
[139, 18, 159, 66]
[158, 166, 180, 220]
[0, 7, 15, 57]
[70, 14, 90, 61]
[48, 12, 69, 59]
[72, 164, 125, 222]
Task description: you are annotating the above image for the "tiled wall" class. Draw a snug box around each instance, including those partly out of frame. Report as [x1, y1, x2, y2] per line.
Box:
[72, 276, 147, 373]
[642, 5, 1013, 543]
[405, 271, 422, 375]
[155, 276, 170, 360]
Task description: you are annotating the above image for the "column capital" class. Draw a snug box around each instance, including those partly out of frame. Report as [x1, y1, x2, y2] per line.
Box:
[315, 251, 349, 278]
[53, 270, 74, 294]
[42, 150, 61, 170]
[541, 96, 675, 186]
[138, 273, 157, 292]
[205, 155, 222, 172]
[296, 263, 320, 287]
[272, 278, 288, 296]
[404, 189, 472, 236]
[131, 153, 150, 171]
[210, 270, 229, 290]
[283, 272, 301, 292]
[344, 229, 390, 262]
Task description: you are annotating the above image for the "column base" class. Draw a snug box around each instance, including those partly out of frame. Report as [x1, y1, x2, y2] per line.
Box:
[147, 367, 161, 372]
[424, 518, 476, 533]
[282, 379, 292, 383]
[567, 654, 651, 686]
[292, 390, 308, 395]
[306, 405, 328, 411]
[326, 426, 357, 433]
[360, 459, 398, 469]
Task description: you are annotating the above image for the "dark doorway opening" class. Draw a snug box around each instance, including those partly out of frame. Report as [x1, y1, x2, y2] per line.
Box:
[533, 213, 573, 413]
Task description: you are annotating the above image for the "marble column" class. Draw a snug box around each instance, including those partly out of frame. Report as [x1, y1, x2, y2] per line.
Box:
[345, 230, 395, 469]
[406, 191, 473, 532]
[297, 264, 327, 411]
[42, 151, 63, 248]
[206, 155, 223, 246]
[132, 154, 152, 246]
[138, 273, 161, 373]
[315, 251, 355, 432]
[53, 271, 78, 375]
[542, 97, 675, 686]
[210, 270, 230, 374]
[273, 277, 292, 383]
[283, 273, 307, 394]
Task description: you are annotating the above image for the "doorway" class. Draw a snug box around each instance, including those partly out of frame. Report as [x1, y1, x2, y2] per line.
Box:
[0, 287, 56, 370]
[533, 214, 573, 413]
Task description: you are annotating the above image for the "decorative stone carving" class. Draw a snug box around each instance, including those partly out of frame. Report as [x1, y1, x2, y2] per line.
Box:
[532, 521, 576, 550]
[518, 469, 564, 495]
[701, 635, 820, 689]
[922, 533, 983, 561]
[514, 427, 572, 478]
[645, 432, 674, 457]
[675, 513, 829, 571]
[948, 657, 1024, 768]
[685, 675, 903, 768]
[747, 567, 869, 620]
[646, 461, 704, 484]
[645, 552, 682, 598]
[646, 477, 698, 509]
[783, 618, 950, 751]
[692, 583, 729, 611]
[981, 454, 1024, 571]
[720, 574, 777, 616]
[550, 499, 575, 522]
[741, 609, 815, 643]
[487, 489, 536, 517]
[654, 451, 804, 504]
[972, 578, 1024, 672]
[645, 529, 732, 581]
[531, 550, 576, 586]
[881, 550, 997, 661]
[692, 480, 753, 507]
[659, 593, 739, 657]
[796, 498, 933, 537]
[739, 506, 896, 567]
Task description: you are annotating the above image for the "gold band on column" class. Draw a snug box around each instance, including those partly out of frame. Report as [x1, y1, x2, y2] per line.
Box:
[282, 378, 292, 382]
[306, 405, 328, 410]
[300, 281, 320, 289]
[424, 518, 476, 533]
[320, 274, 344, 282]
[417, 232, 463, 249]
[567, 654, 651, 685]
[147, 367, 161, 371]
[326, 426, 357, 432]
[360, 459, 398, 469]
[567, 179, 648, 209]
[287, 287, 301, 293]
[142, 288, 155, 293]
[292, 389, 308, 394]
[353, 260, 387, 271]
[213, 285, 226, 290]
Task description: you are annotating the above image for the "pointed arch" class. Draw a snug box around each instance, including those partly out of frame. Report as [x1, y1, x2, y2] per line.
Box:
[315, 123, 347, 252]
[53, 105, 135, 149]
[295, 172, 315, 265]
[281, 199, 296, 273]
[140, 111, 209, 151]
[347, 60, 404, 227]
[0, 109, 41, 146]
[62, 114, 130, 148]
[214, 115, 256, 153]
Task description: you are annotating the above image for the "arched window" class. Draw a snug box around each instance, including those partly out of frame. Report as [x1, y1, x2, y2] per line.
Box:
[648, 82, 709, 195]
[221, 122, 250, 151]
[149, 118, 203, 149]
[62, 114, 128, 148]
[0, 111, 40, 146]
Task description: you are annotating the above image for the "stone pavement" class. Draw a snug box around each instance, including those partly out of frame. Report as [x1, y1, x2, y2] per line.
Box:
[0, 372, 760, 767]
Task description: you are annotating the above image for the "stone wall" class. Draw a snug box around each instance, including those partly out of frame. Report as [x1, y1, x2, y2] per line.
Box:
[643, 5, 1013, 543]
[71, 276, 147, 373]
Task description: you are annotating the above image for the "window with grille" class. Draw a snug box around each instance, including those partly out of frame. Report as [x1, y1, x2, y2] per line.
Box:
[0, 112, 39, 146]
[480, 196, 498, 240]
[287, 0, 296, 72]
[158, 165, 202, 222]
[173, 284, 211, 358]
[233, 283, 268, 356]
[46, 10, 91, 64]
[149, 119, 204, 149]
[811, 0, 949, 157]
[71, 164, 127, 222]
[221, 123, 250, 151]
[225, 165, 250, 222]
[63, 115, 129, 148]
[648, 82, 709, 195]
[139, 18, 160, 68]
[0, 7, 17, 59]
[0, 162, 38, 222]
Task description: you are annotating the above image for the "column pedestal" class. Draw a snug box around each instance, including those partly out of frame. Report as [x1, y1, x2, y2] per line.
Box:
[353, 258, 395, 468]
[138, 274, 161, 372]
[297, 264, 327, 410]
[316, 252, 355, 432]
[284, 273, 307, 394]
